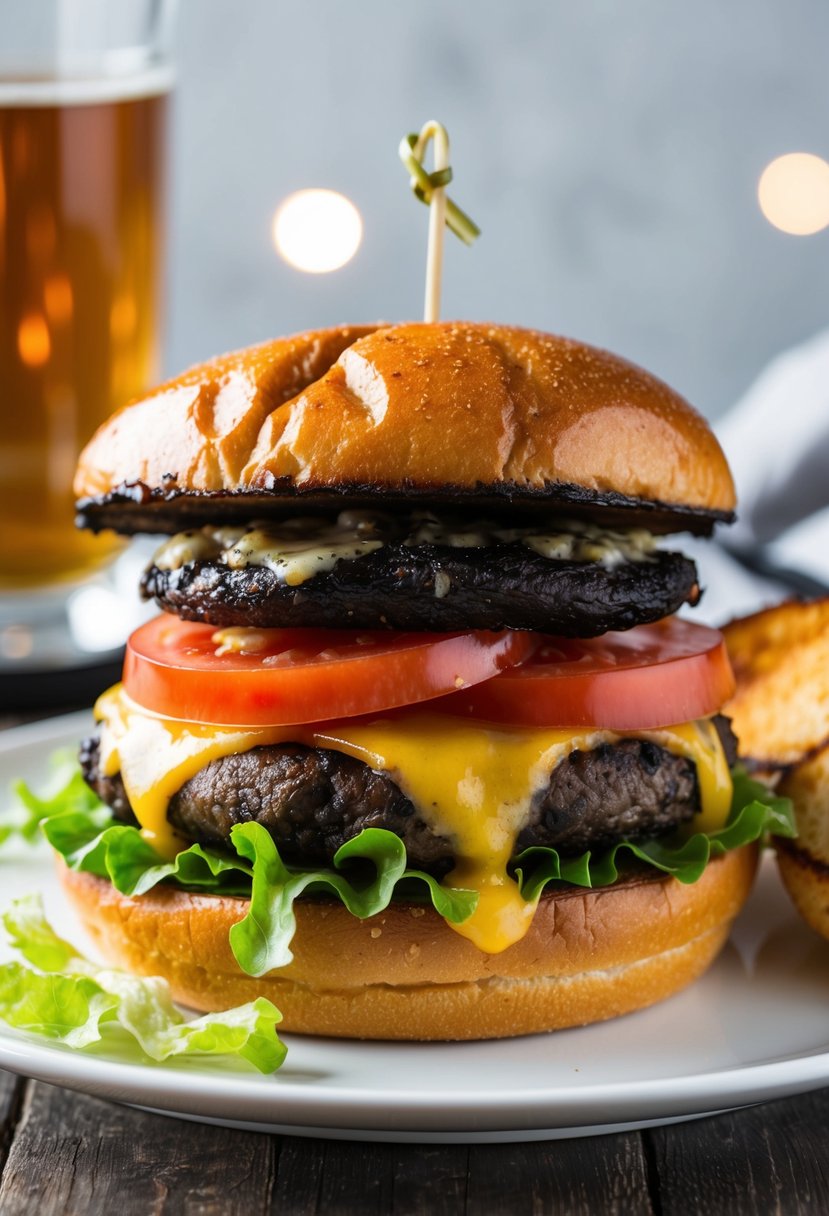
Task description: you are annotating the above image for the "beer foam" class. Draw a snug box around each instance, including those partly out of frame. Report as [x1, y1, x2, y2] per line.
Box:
[0, 65, 173, 107]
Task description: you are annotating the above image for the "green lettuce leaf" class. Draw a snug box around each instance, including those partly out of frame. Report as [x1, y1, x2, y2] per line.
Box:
[0, 963, 119, 1049]
[38, 762, 792, 979]
[229, 822, 477, 975]
[42, 811, 478, 976]
[0, 895, 285, 1071]
[0, 750, 101, 846]
[516, 767, 796, 901]
[45, 811, 255, 897]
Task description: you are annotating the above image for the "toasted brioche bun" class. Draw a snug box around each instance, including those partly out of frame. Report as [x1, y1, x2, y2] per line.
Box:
[723, 598, 829, 769]
[721, 600, 829, 943]
[75, 322, 735, 536]
[776, 745, 829, 943]
[59, 847, 757, 1041]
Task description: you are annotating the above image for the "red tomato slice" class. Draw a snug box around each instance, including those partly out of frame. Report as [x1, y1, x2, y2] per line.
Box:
[443, 618, 735, 729]
[122, 616, 537, 726]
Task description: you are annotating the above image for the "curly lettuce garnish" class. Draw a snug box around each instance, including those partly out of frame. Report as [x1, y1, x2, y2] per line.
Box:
[0, 894, 285, 1071]
[1, 750, 100, 846]
[34, 764, 794, 979]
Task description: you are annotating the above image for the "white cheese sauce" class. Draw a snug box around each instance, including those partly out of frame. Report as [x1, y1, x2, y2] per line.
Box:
[151, 510, 658, 588]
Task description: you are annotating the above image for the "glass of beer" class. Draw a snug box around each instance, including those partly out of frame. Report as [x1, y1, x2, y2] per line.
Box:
[0, 0, 173, 682]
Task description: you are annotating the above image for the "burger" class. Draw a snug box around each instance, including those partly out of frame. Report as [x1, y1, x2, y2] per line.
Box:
[49, 321, 788, 1041]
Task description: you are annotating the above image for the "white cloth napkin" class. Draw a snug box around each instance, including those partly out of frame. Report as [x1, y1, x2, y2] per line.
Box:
[716, 328, 829, 577]
[676, 537, 781, 627]
[680, 328, 829, 625]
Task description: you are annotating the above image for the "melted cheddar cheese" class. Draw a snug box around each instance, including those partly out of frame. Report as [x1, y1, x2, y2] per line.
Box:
[94, 684, 733, 955]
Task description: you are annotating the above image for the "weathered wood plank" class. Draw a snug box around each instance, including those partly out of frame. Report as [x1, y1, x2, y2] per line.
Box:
[269, 1136, 327, 1214]
[271, 1132, 654, 1216]
[271, 1137, 394, 1215]
[464, 1134, 654, 1216]
[0, 1081, 275, 1216]
[4, 1078, 829, 1216]
[0, 1071, 26, 1177]
[390, 1145, 469, 1215]
[271, 1139, 471, 1216]
[645, 1089, 829, 1216]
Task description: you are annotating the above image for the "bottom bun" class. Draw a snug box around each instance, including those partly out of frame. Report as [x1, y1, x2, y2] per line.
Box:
[58, 847, 757, 1041]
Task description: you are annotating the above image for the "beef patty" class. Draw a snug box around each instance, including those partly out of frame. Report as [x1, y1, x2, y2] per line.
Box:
[81, 719, 736, 874]
[140, 545, 699, 636]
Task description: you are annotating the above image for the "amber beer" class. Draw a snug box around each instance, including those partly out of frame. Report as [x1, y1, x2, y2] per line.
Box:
[0, 79, 167, 587]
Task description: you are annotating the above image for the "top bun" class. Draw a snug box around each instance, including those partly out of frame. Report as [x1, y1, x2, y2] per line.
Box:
[75, 322, 735, 535]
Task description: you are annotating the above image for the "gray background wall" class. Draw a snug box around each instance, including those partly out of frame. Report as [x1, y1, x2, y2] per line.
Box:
[168, 0, 829, 420]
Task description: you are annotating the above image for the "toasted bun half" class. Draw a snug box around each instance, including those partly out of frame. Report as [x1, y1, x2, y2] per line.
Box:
[75, 322, 735, 536]
[776, 841, 829, 943]
[722, 598, 829, 769]
[776, 744, 829, 942]
[59, 847, 757, 1041]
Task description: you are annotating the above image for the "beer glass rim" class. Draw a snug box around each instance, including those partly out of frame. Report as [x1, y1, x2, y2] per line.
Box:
[0, 0, 176, 102]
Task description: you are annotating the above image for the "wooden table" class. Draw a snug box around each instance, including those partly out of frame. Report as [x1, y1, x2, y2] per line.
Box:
[2, 707, 826, 1215]
[0, 1073, 826, 1214]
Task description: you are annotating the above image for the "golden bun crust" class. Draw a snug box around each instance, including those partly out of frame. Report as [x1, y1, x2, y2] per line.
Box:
[59, 847, 756, 1041]
[723, 600, 829, 944]
[776, 842, 829, 943]
[776, 745, 829, 942]
[75, 325, 377, 500]
[75, 322, 735, 519]
[723, 598, 829, 769]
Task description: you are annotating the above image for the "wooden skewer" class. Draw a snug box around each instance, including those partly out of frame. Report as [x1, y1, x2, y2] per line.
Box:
[412, 121, 449, 322]
[399, 121, 480, 323]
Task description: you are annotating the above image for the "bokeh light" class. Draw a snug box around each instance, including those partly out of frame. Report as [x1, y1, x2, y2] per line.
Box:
[758, 153, 829, 235]
[272, 188, 362, 273]
[17, 311, 50, 367]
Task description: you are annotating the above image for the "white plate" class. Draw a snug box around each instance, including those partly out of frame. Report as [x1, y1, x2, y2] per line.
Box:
[0, 711, 828, 1144]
